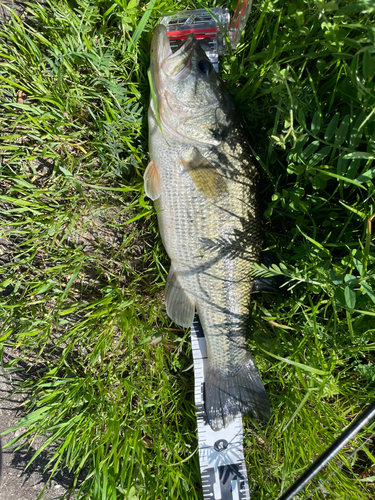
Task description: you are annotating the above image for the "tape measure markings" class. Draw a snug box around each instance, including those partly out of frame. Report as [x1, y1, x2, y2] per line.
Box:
[191, 313, 251, 500]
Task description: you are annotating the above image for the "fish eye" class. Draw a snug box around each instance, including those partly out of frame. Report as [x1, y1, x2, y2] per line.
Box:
[198, 59, 213, 76]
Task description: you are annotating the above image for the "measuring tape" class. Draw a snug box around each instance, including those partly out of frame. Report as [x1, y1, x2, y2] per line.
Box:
[191, 313, 251, 500]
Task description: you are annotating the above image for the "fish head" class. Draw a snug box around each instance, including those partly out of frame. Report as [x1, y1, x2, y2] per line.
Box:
[150, 24, 233, 146]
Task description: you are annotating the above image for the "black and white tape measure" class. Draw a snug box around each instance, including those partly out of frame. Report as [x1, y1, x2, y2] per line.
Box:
[191, 313, 251, 500]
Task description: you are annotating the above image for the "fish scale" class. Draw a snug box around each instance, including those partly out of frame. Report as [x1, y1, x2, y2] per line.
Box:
[146, 24, 271, 431]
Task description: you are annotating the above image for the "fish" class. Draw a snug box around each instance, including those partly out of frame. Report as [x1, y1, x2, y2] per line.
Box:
[145, 24, 271, 431]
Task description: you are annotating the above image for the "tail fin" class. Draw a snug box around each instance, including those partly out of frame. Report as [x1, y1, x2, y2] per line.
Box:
[204, 355, 271, 431]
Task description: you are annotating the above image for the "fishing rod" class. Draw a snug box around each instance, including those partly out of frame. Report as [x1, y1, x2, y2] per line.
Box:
[277, 401, 375, 500]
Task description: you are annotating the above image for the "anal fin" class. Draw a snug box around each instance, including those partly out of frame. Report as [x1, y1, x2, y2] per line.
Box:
[165, 265, 195, 328]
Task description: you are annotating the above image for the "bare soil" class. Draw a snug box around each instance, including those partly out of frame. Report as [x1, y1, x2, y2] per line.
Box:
[0, 355, 72, 500]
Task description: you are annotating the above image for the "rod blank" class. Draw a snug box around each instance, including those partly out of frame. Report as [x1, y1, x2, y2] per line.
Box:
[277, 402, 375, 500]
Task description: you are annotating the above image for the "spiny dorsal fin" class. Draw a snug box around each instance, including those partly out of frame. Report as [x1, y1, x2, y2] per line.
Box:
[144, 160, 161, 200]
[182, 148, 228, 199]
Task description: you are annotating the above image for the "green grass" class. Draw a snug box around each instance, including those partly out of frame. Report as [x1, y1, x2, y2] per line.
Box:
[0, 0, 374, 499]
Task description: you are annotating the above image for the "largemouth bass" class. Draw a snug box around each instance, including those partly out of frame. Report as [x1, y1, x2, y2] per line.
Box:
[145, 24, 271, 431]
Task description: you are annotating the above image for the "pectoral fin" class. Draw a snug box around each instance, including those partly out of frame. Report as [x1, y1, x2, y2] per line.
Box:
[144, 160, 161, 200]
[182, 148, 228, 199]
[165, 265, 195, 328]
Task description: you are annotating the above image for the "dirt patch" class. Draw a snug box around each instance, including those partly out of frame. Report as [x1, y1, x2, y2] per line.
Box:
[0, 352, 73, 499]
[0, 0, 26, 20]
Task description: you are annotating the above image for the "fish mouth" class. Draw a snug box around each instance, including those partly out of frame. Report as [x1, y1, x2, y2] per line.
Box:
[161, 33, 194, 78]
[150, 25, 172, 76]
[151, 24, 194, 86]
